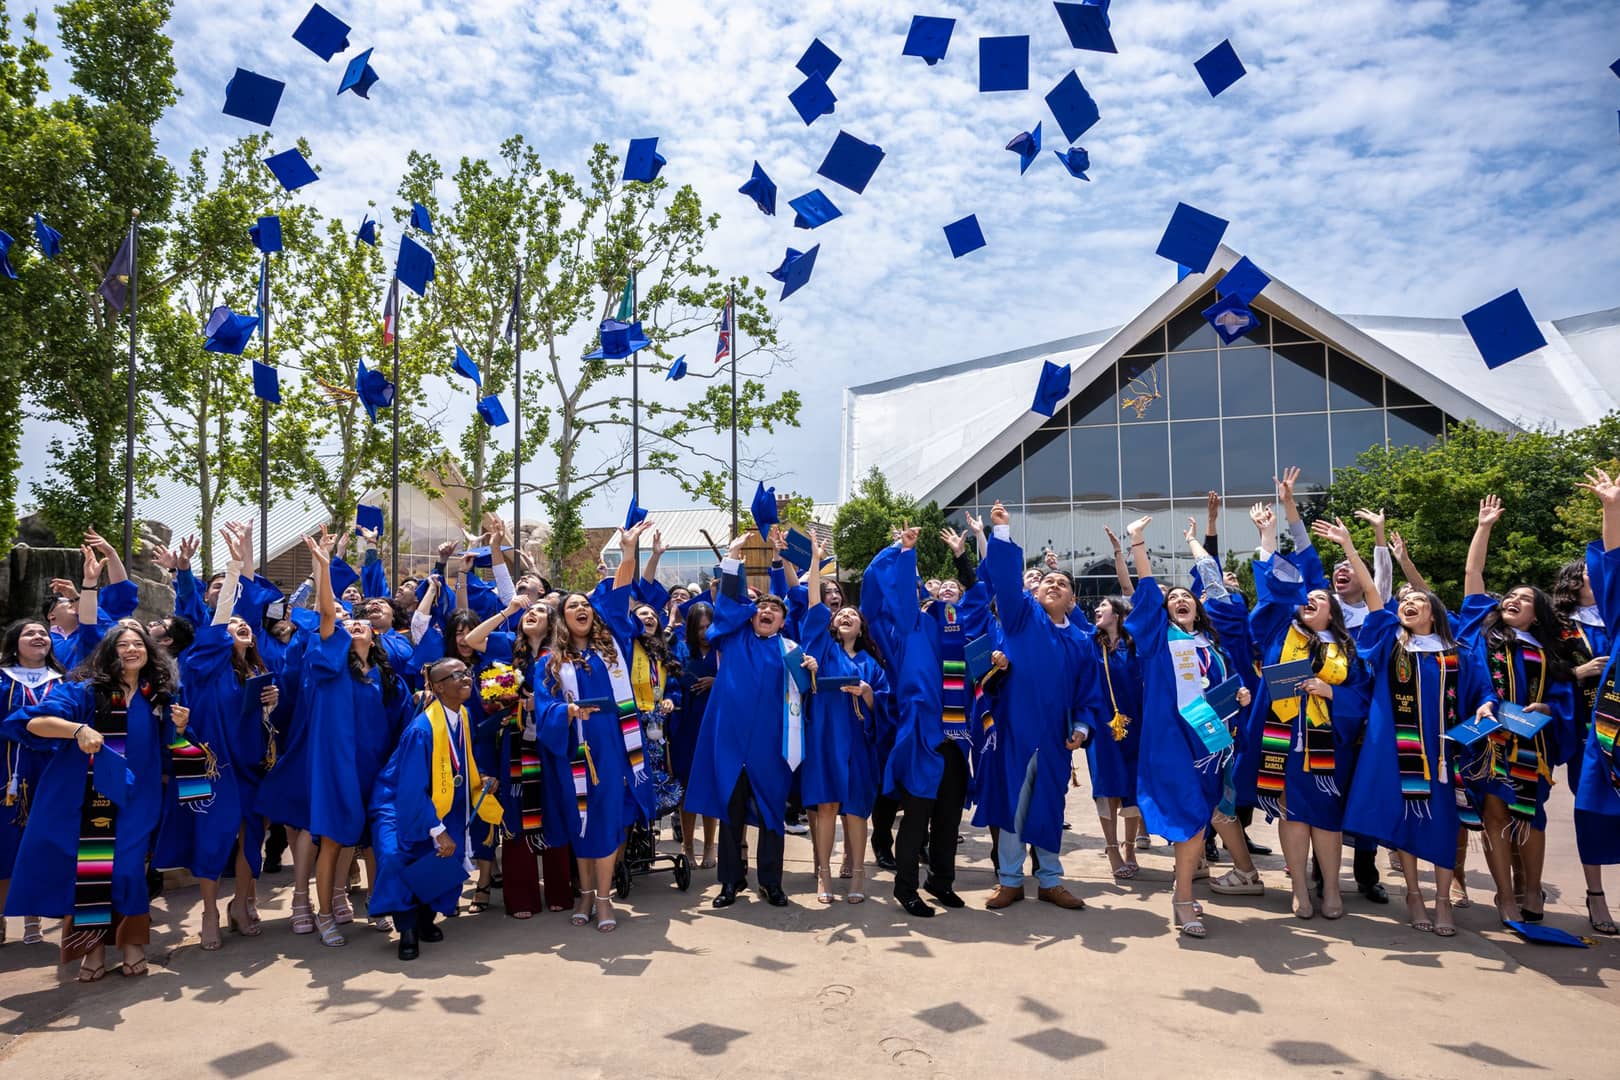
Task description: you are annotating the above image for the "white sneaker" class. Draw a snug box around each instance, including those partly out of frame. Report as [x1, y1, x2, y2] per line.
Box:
[1210, 868, 1264, 896]
[784, 820, 809, 836]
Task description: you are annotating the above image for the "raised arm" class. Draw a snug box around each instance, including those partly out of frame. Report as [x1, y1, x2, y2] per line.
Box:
[302, 527, 338, 639]
[1464, 495, 1502, 597]
[77, 544, 103, 627]
[643, 527, 667, 585]
[1355, 508, 1394, 602]
[1102, 525, 1134, 596]
[806, 528, 824, 609]
[965, 510, 988, 562]
[1312, 517, 1380, 611]
[85, 528, 126, 585]
[1126, 514, 1153, 581]
[213, 523, 251, 627]
[1578, 467, 1620, 553]
[1388, 528, 1429, 595]
[467, 593, 528, 653]
[613, 521, 655, 590]
[1204, 490, 1222, 562]
[1250, 501, 1278, 557]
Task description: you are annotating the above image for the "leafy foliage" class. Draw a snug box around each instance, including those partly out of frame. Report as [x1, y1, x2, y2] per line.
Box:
[833, 468, 953, 597]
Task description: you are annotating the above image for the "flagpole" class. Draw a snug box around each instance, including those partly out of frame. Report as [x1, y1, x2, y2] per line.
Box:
[729, 284, 738, 538]
[391, 277, 401, 588]
[258, 250, 271, 570]
[121, 212, 139, 564]
[630, 269, 639, 501]
[512, 262, 523, 566]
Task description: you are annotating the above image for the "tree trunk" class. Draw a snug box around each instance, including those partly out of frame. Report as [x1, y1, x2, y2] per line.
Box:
[470, 421, 485, 530]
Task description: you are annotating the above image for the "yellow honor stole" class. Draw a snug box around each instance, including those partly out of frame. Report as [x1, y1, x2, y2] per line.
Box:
[1273, 626, 1346, 734]
[426, 699, 504, 838]
[631, 641, 664, 713]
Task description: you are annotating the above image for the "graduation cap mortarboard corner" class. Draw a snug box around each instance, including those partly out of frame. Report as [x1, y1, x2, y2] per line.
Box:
[1046, 71, 1101, 143]
[338, 47, 379, 98]
[623, 138, 667, 183]
[1054, 1, 1117, 54]
[354, 359, 395, 422]
[1201, 293, 1260, 345]
[33, 213, 61, 259]
[1053, 146, 1091, 179]
[252, 360, 281, 404]
[1032, 360, 1071, 417]
[902, 16, 955, 65]
[250, 215, 282, 254]
[585, 319, 651, 360]
[1461, 289, 1547, 369]
[817, 131, 885, 194]
[1504, 920, 1590, 947]
[396, 232, 435, 296]
[797, 38, 841, 79]
[223, 69, 285, 127]
[624, 495, 648, 531]
[789, 189, 841, 229]
[943, 214, 985, 258]
[773, 245, 819, 301]
[665, 355, 687, 381]
[401, 850, 468, 905]
[738, 162, 777, 216]
[979, 35, 1029, 92]
[1194, 39, 1246, 98]
[0, 231, 15, 280]
[750, 481, 779, 538]
[1006, 123, 1042, 174]
[477, 394, 509, 427]
[1612, 58, 1620, 79]
[293, 3, 350, 61]
[356, 217, 377, 246]
[356, 504, 385, 533]
[203, 306, 260, 355]
[1155, 202, 1228, 274]
[409, 201, 433, 235]
[451, 344, 481, 385]
[265, 148, 319, 191]
[789, 72, 837, 126]
[1217, 255, 1270, 306]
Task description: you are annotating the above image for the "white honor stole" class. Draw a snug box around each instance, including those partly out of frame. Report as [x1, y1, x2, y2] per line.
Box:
[780, 636, 804, 770]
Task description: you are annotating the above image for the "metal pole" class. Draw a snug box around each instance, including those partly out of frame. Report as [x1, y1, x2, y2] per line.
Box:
[729, 284, 738, 538]
[512, 263, 522, 565]
[259, 251, 270, 570]
[630, 269, 639, 500]
[122, 214, 139, 564]
[391, 280, 401, 588]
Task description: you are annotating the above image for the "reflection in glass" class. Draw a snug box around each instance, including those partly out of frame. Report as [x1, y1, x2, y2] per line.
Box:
[1221, 416, 1275, 495]
[1273, 342, 1328, 413]
[1071, 367, 1117, 425]
[1124, 325, 1167, 356]
[1120, 423, 1170, 499]
[1023, 425, 1070, 504]
[1328, 349, 1384, 411]
[1118, 355, 1168, 423]
[1219, 347, 1272, 417]
[1025, 507, 1073, 566]
[1274, 413, 1331, 490]
[1070, 425, 1121, 500]
[1167, 294, 1220, 352]
[1329, 409, 1387, 474]
[1070, 503, 1122, 578]
[1388, 406, 1446, 449]
[1384, 378, 1425, 408]
[979, 447, 1022, 505]
[1171, 420, 1223, 497]
[1272, 314, 1313, 344]
[1169, 352, 1220, 419]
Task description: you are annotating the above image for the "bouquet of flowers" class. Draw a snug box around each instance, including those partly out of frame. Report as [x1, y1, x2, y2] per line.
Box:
[479, 662, 525, 714]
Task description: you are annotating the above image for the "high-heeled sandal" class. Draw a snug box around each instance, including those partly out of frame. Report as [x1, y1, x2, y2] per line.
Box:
[331, 887, 355, 925]
[1587, 890, 1619, 935]
[200, 913, 224, 951]
[315, 912, 345, 947]
[847, 869, 866, 904]
[22, 917, 43, 944]
[571, 889, 595, 927]
[290, 895, 315, 935]
[228, 898, 263, 937]
[468, 887, 492, 915]
[1405, 894, 1434, 933]
[816, 867, 835, 905]
[1520, 887, 1546, 923]
[1104, 843, 1137, 880]
[594, 895, 617, 933]
[370, 915, 393, 933]
[1173, 899, 1206, 938]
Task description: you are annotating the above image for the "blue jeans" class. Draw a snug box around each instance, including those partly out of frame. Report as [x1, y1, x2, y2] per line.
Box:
[996, 752, 1061, 889]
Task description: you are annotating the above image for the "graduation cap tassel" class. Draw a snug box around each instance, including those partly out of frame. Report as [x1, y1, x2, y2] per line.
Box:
[121, 213, 139, 565]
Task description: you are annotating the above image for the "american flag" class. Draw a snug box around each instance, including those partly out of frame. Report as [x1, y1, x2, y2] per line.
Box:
[381, 277, 400, 345]
[714, 294, 733, 364]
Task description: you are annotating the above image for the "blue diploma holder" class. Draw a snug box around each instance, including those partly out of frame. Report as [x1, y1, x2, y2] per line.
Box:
[783, 646, 814, 694]
[1204, 675, 1246, 725]
[1498, 702, 1552, 740]
[815, 675, 861, 693]
[241, 673, 273, 720]
[964, 634, 994, 686]
[91, 748, 132, 807]
[1261, 658, 1315, 702]
[782, 528, 815, 572]
[1445, 713, 1502, 748]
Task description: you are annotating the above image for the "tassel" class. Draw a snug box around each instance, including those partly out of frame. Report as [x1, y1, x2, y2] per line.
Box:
[1438, 751, 1448, 785]
[13, 779, 28, 827]
[1070, 766, 1080, 790]
[200, 741, 220, 781]
[484, 821, 499, 847]
[260, 706, 278, 772]
[583, 742, 599, 786]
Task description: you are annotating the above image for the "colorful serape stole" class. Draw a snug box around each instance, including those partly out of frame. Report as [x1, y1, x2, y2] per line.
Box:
[618, 700, 646, 785]
[75, 687, 139, 931]
[509, 737, 545, 840]
[1488, 640, 1551, 826]
[940, 606, 969, 745]
[1256, 713, 1291, 814]
[1455, 785, 1483, 832]
[1594, 676, 1620, 796]
[1391, 647, 1457, 802]
[570, 725, 595, 836]
[168, 734, 215, 805]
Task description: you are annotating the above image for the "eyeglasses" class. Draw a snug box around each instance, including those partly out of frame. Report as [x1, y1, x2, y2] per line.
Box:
[435, 670, 473, 684]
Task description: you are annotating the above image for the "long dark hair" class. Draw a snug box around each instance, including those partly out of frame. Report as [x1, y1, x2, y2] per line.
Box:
[1551, 560, 1588, 619]
[634, 601, 678, 679]
[71, 624, 179, 708]
[346, 625, 401, 704]
[1296, 592, 1357, 667]
[226, 618, 270, 684]
[1398, 589, 1458, 649]
[1097, 596, 1135, 656]
[1, 619, 66, 675]
[1164, 585, 1221, 648]
[443, 609, 482, 664]
[684, 602, 714, 658]
[832, 605, 884, 667]
[1480, 586, 1574, 682]
[513, 602, 553, 671]
[545, 592, 620, 687]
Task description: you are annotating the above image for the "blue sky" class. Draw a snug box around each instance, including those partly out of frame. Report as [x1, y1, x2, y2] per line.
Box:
[16, 0, 1620, 528]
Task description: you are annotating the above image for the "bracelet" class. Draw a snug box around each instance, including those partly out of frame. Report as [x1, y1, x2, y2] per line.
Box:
[1130, 541, 1145, 549]
[72, 723, 86, 741]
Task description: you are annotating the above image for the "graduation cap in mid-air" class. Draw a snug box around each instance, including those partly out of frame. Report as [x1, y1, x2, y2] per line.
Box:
[250, 214, 282, 254]
[1031, 360, 1071, 417]
[476, 394, 508, 427]
[356, 216, 377, 246]
[789, 72, 837, 126]
[817, 131, 885, 194]
[1462, 289, 1547, 369]
[354, 359, 395, 422]
[33, 213, 61, 258]
[395, 232, 435, 296]
[979, 35, 1029, 92]
[624, 494, 648, 530]
[1054, 1, 1117, 53]
[771, 245, 819, 300]
[252, 360, 281, 404]
[902, 16, 955, 65]
[1217, 255, 1270, 305]
[1046, 71, 1101, 143]
[264, 148, 319, 191]
[1156, 202, 1228, 274]
[789, 189, 841, 229]
[943, 214, 986, 258]
[623, 138, 667, 183]
[751, 481, 779, 538]
[1006, 123, 1042, 174]
[293, 4, 350, 61]
[355, 504, 385, 534]
[1201, 293, 1261, 345]
[202, 306, 260, 355]
[451, 344, 481, 385]
[738, 161, 777, 216]
[338, 47, 379, 98]
[223, 69, 284, 127]
[665, 355, 688, 381]
[409, 201, 433, 234]
[0, 230, 15, 280]
[585, 319, 652, 360]
[797, 38, 841, 78]
[1195, 39, 1246, 97]
[1053, 146, 1091, 180]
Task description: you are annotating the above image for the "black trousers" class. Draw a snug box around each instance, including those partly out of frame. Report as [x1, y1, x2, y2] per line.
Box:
[894, 741, 970, 898]
[264, 822, 289, 865]
[871, 794, 900, 856]
[717, 771, 784, 890]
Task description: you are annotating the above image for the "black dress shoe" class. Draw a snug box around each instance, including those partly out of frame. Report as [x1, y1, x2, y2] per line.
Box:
[760, 885, 790, 907]
[1205, 837, 1222, 863]
[874, 852, 898, 873]
[397, 927, 419, 961]
[417, 908, 444, 942]
[924, 879, 965, 908]
[898, 894, 936, 918]
[1360, 882, 1390, 905]
[712, 883, 741, 908]
[262, 858, 284, 874]
[1243, 833, 1273, 856]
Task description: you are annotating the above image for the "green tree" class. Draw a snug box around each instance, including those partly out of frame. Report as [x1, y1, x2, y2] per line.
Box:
[833, 468, 952, 598]
[740, 490, 816, 535]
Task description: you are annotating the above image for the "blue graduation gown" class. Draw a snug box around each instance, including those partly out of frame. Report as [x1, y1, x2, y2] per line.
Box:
[862, 544, 946, 805]
[3, 682, 170, 918]
[305, 624, 410, 846]
[798, 606, 883, 818]
[254, 628, 315, 829]
[1, 671, 62, 881]
[671, 647, 717, 785]
[1086, 641, 1143, 802]
[369, 712, 470, 917]
[1575, 544, 1620, 864]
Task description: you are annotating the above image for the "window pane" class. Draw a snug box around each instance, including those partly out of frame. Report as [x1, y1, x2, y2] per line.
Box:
[1330, 409, 1386, 475]
[1170, 420, 1223, 498]
[1273, 342, 1327, 413]
[1124, 325, 1166, 356]
[1070, 424, 1120, 500]
[1388, 406, 1446, 450]
[1118, 355, 1168, 423]
[1121, 499, 1173, 577]
[1327, 349, 1383, 410]
[1071, 366, 1117, 425]
[946, 485, 975, 507]
[1272, 314, 1313, 344]
[1219, 347, 1272, 416]
[1169, 352, 1220, 419]
[1221, 416, 1274, 495]
[1025, 507, 1073, 569]
[1274, 413, 1330, 492]
[1167, 295, 1220, 352]
[1120, 422, 1170, 499]
[1234, 309, 1269, 347]
[1071, 503, 1123, 578]
[979, 447, 1022, 505]
[1023, 425, 1069, 504]
[1385, 378, 1425, 408]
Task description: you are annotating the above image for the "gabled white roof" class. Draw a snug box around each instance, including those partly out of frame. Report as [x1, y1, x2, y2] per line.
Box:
[842, 246, 1619, 506]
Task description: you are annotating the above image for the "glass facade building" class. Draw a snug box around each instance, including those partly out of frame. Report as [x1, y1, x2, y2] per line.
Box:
[941, 289, 1455, 597]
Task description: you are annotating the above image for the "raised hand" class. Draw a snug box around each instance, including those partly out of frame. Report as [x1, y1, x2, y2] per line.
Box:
[177, 535, 200, 566]
[84, 528, 114, 555]
[990, 501, 1009, 527]
[726, 532, 748, 558]
[1353, 507, 1386, 531]
[1477, 494, 1504, 528]
[939, 527, 966, 556]
[965, 510, 985, 536]
[1577, 467, 1620, 506]
[1207, 490, 1222, 517]
[302, 525, 336, 561]
[651, 529, 667, 557]
[1183, 517, 1199, 546]
[620, 519, 655, 550]
[767, 525, 786, 553]
[1125, 515, 1151, 538]
[1103, 524, 1121, 551]
[437, 540, 458, 561]
[1389, 530, 1408, 562]
[1249, 502, 1275, 531]
[150, 544, 177, 572]
[1275, 465, 1301, 503]
[49, 578, 79, 600]
[897, 522, 920, 550]
[357, 525, 380, 546]
[79, 544, 105, 586]
[1043, 549, 1059, 570]
[1310, 517, 1354, 550]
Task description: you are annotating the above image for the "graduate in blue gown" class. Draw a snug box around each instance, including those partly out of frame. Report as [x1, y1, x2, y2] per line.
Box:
[1454, 495, 1578, 924]
[673, 604, 719, 870]
[4, 620, 186, 979]
[1325, 517, 1497, 938]
[1088, 594, 1145, 880]
[1, 617, 68, 947]
[1557, 542, 1613, 798]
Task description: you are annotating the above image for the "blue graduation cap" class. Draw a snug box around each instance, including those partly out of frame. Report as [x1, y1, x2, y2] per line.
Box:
[250, 214, 282, 254]
[738, 161, 776, 216]
[789, 72, 837, 126]
[1032, 360, 1071, 416]
[1462, 289, 1547, 369]
[356, 216, 377, 246]
[1053, 146, 1091, 179]
[1217, 255, 1270, 305]
[338, 47, 379, 98]
[1155, 202, 1228, 274]
[223, 69, 284, 127]
[902, 16, 955, 65]
[943, 214, 986, 258]
[477, 394, 508, 427]
[409, 201, 433, 234]
[585, 319, 652, 360]
[396, 232, 435, 296]
[665, 355, 688, 381]
[252, 360, 281, 404]
[624, 494, 648, 530]
[356, 503, 385, 533]
[817, 131, 885, 194]
[623, 137, 666, 183]
[1054, 1, 1117, 53]
[1006, 122, 1042, 174]
[1504, 920, 1590, 948]
[773, 245, 819, 300]
[293, 4, 350, 60]
[751, 480, 778, 538]
[979, 35, 1029, 92]
[355, 359, 395, 422]
[202, 305, 260, 355]
[0, 231, 14, 280]
[92, 748, 132, 807]
[789, 189, 841, 229]
[451, 344, 481, 385]
[1612, 57, 1620, 79]
[264, 148, 319, 191]
[797, 38, 841, 78]
[33, 213, 61, 258]
[1046, 71, 1101, 143]
[1201, 293, 1260, 345]
[401, 850, 468, 904]
[1195, 39, 1246, 97]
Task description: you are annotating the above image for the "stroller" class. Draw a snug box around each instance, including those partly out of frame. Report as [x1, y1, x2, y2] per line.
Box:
[612, 712, 692, 897]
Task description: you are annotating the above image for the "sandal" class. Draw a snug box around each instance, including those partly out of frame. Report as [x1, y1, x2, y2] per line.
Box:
[817, 867, 835, 905]
[838, 857, 853, 880]
[200, 913, 223, 952]
[1105, 843, 1137, 880]
[77, 959, 107, 983]
[1134, 833, 1151, 850]
[1405, 894, 1434, 934]
[228, 899, 263, 938]
[571, 889, 595, 927]
[1588, 890, 1619, 936]
[1173, 899, 1206, 938]
[290, 895, 315, 935]
[22, 917, 43, 944]
[594, 895, 617, 933]
[1450, 888, 1473, 910]
[370, 915, 393, 933]
[847, 869, 866, 905]
[120, 957, 149, 977]
[315, 912, 345, 947]
[331, 887, 354, 925]
[468, 887, 492, 915]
